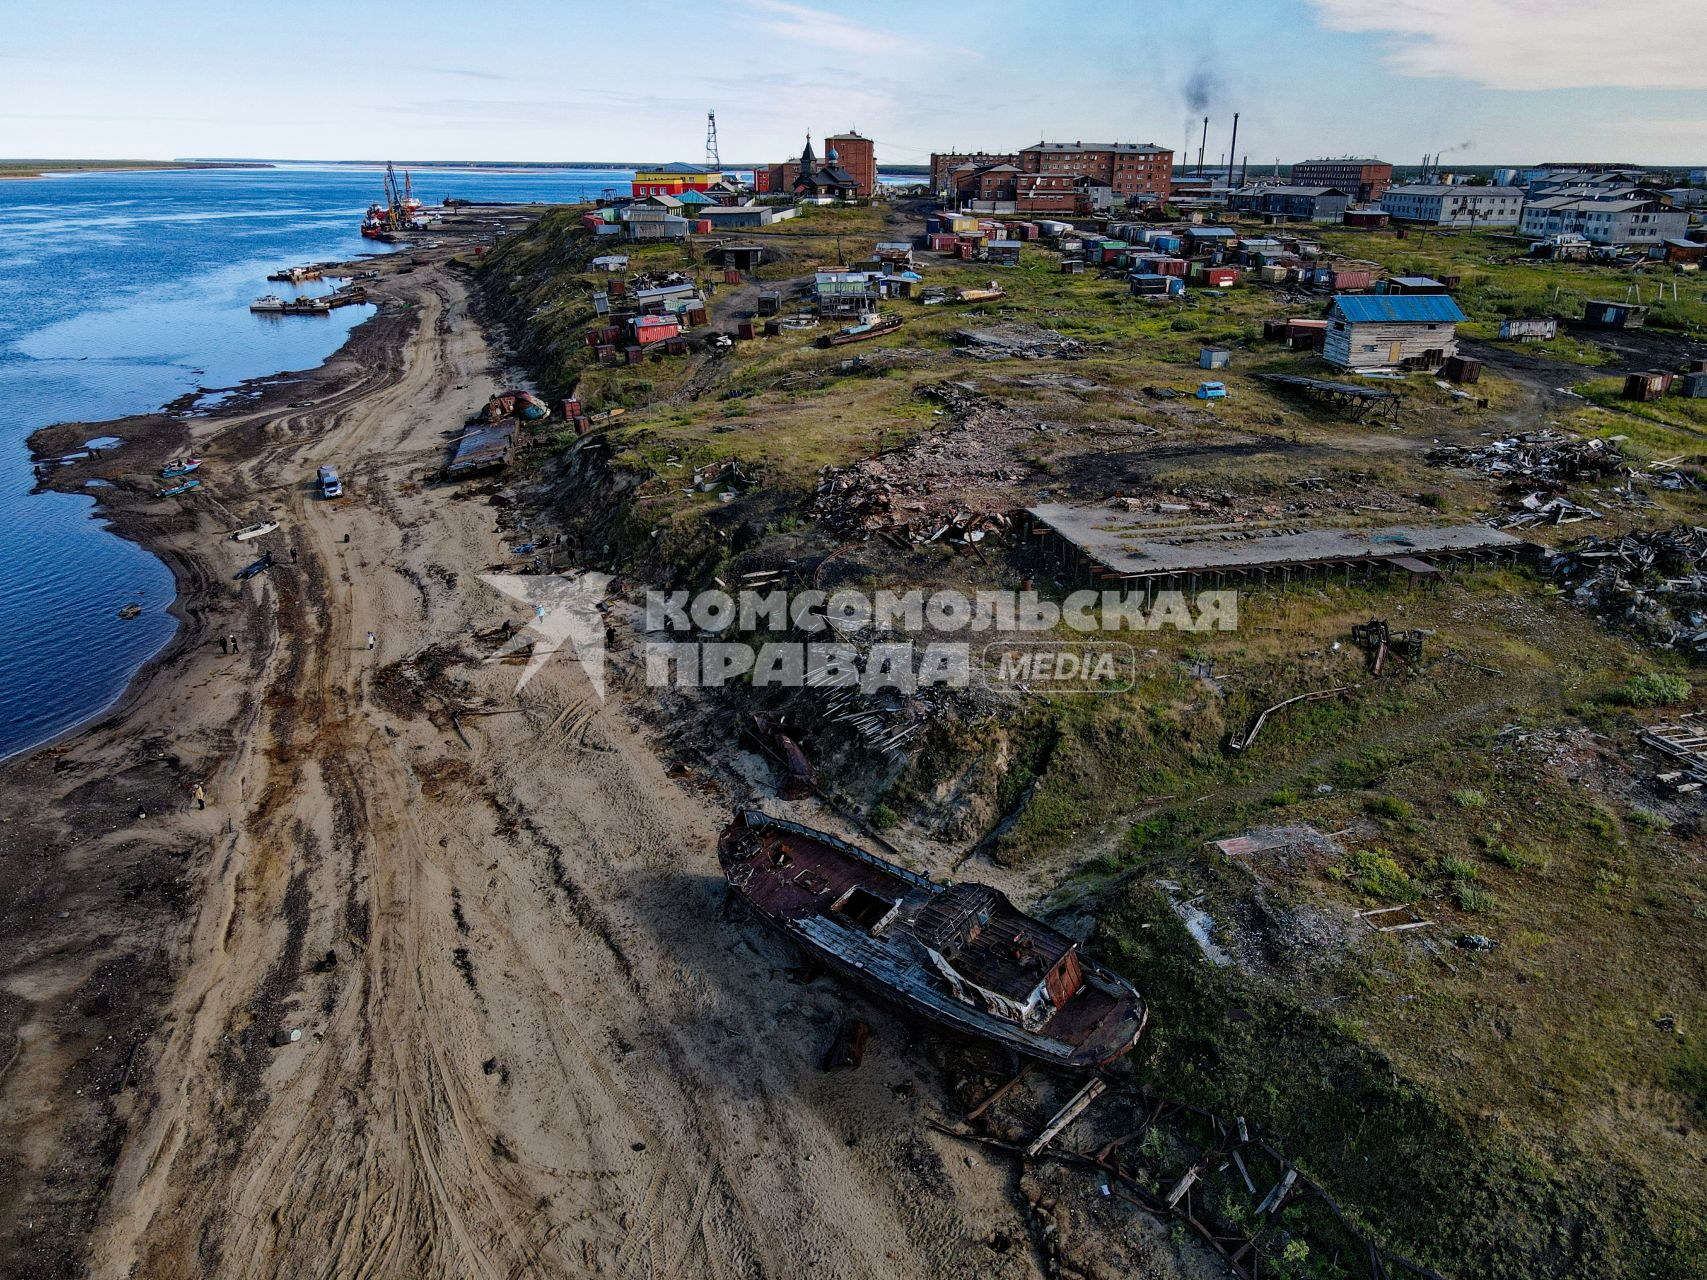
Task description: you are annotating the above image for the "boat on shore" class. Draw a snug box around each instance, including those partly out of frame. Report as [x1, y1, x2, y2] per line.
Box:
[231, 519, 279, 542]
[719, 810, 1147, 1067]
[816, 311, 903, 348]
[160, 457, 201, 478]
[156, 478, 200, 498]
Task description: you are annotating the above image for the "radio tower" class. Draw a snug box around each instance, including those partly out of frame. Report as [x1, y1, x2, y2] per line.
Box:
[705, 109, 722, 168]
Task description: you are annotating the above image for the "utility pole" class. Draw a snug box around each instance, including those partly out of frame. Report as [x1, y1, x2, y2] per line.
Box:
[705, 109, 721, 169]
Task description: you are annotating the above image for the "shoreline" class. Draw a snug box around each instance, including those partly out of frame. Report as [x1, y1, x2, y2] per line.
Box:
[0, 161, 274, 180]
[13, 306, 393, 766]
[0, 207, 507, 1275]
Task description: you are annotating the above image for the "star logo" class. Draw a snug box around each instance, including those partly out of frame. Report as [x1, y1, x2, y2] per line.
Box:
[478, 570, 615, 698]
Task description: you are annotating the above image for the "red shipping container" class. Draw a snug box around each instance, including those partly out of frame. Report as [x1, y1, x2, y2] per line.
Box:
[634, 316, 679, 345]
[723, 268, 741, 284]
[696, 219, 712, 234]
[624, 346, 643, 365]
[561, 396, 581, 418]
[737, 321, 755, 339]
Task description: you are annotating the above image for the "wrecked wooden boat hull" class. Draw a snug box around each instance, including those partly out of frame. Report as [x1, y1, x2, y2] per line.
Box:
[816, 315, 902, 348]
[719, 810, 1146, 1068]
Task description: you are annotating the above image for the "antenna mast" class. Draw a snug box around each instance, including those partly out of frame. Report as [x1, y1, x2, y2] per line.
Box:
[705, 110, 722, 168]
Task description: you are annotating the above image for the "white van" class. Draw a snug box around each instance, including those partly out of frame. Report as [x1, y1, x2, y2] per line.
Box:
[317, 466, 342, 499]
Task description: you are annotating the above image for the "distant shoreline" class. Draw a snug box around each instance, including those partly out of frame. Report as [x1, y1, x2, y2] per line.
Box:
[0, 159, 274, 180]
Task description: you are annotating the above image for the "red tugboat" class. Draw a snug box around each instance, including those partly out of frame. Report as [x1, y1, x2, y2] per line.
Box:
[361, 162, 426, 239]
[719, 810, 1147, 1067]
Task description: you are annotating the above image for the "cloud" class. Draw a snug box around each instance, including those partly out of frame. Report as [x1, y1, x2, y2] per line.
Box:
[740, 0, 905, 55]
[1307, 0, 1707, 90]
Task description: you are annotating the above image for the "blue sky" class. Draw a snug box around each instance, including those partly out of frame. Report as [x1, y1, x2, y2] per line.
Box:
[4, 0, 1704, 166]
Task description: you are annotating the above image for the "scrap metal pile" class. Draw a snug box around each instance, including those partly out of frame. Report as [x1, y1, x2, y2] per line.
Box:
[1549, 524, 1707, 654]
[1427, 429, 1699, 527]
[1426, 428, 1623, 491]
[811, 381, 1033, 545]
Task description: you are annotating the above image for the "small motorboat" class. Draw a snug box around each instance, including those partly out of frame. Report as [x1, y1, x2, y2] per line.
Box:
[160, 457, 202, 478]
[250, 295, 286, 312]
[231, 519, 280, 542]
[156, 478, 201, 498]
[117, 603, 142, 620]
[234, 551, 274, 581]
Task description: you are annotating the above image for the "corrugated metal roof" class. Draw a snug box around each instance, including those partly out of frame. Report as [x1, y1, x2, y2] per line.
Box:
[1331, 294, 1468, 324]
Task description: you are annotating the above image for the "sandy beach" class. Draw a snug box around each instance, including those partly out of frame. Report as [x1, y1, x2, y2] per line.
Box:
[0, 224, 1090, 1280]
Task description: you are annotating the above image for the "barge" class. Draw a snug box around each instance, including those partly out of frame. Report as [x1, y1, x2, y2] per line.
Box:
[719, 810, 1146, 1067]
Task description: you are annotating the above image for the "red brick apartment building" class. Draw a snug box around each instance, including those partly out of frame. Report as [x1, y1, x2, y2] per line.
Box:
[931, 151, 1021, 192]
[1288, 158, 1393, 203]
[1020, 141, 1174, 203]
[823, 132, 876, 196]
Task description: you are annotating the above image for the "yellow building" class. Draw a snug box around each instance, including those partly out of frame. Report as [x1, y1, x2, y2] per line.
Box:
[631, 162, 722, 197]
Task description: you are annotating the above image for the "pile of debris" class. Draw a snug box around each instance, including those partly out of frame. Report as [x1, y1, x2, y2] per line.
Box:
[951, 324, 1090, 362]
[810, 382, 1039, 540]
[1426, 429, 1625, 487]
[1494, 492, 1603, 529]
[1549, 525, 1707, 654]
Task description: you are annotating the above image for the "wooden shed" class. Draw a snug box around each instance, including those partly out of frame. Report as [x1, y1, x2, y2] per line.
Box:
[1324, 294, 1468, 370]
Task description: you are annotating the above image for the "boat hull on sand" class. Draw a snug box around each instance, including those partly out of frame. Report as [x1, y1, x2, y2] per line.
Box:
[719, 810, 1146, 1068]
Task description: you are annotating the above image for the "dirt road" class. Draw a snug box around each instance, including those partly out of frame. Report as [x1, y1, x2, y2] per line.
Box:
[4, 265, 1080, 1280]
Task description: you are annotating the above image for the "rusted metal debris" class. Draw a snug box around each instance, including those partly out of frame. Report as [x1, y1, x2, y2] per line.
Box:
[1548, 525, 1707, 655]
[1351, 618, 1424, 673]
[1427, 430, 1624, 487]
[822, 1019, 871, 1071]
[936, 1072, 1452, 1280]
[744, 712, 816, 799]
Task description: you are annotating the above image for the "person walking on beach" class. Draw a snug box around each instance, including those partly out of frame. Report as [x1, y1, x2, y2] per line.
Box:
[229, 634, 240, 654]
[220, 636, 228, 655]
[192, 783, 205, 811]
[367, 631, 376, 650]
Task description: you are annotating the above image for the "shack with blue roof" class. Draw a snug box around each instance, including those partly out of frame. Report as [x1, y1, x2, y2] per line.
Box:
[1324, 293, 1468, 370]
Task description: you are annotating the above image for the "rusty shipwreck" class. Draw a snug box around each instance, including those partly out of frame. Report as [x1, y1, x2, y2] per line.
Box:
[719, 810, 1147, 1067]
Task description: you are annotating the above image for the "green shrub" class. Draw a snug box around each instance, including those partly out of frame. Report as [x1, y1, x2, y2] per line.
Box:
[1629, 806, 1670, 831]
[1269, 787, 1301, 807]
[1451, 788, 1488, 808]
[1453, 883, 1494, 913]
[1436, 855, 1479, 882]
[1365, 795, 1412, 822]
[1486, 843, 1530, 870]
[1329, 848, 1417, 901]
[869, 803, 898, 830]
[1610, 673, 1691, 708]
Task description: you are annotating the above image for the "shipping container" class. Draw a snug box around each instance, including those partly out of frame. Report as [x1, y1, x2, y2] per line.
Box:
[1624, 371, 1673, 401]
[1682, 372, 1707, 398]
[1200, 347, 1231, 369]
[1329, 268, 1375, 291]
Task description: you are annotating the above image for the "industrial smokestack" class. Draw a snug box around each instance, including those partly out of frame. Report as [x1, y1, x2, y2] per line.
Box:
[1198, 116, 1208, 176]
[1227, 113, 1240, 190]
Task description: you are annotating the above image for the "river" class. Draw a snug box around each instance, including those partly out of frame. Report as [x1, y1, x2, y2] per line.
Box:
[0, 163, 645, 758]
